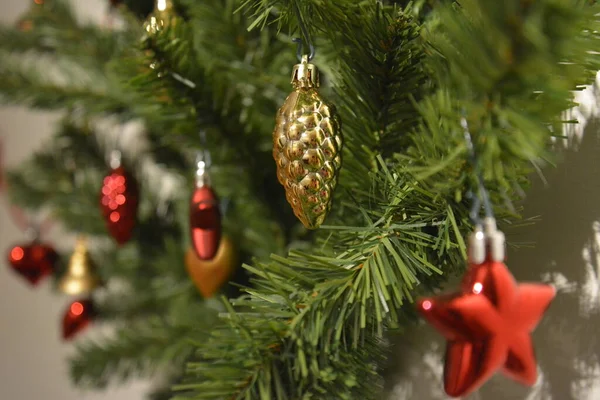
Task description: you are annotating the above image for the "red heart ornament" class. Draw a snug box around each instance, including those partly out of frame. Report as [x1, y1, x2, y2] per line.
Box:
[62, 298, 96, 340]
[7, 243, 58, 286]
[189, 185, 221, 260]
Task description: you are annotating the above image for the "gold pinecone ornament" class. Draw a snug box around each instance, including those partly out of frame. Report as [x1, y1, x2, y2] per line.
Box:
[273, 55, 342, 229]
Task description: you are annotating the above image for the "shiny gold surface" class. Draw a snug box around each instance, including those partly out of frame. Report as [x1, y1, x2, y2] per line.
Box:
[273, 56, 342, 229]
[143, 0, 175, 36]
[58, 237, 102, 295]
[185, 236, 237, 298]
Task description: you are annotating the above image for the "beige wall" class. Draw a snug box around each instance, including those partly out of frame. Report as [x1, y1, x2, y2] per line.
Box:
[1, 1, 599, 399]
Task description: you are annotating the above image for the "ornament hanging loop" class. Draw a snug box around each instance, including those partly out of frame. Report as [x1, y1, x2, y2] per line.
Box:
[468, 217, 505, 264]
[292, 3, 315, 62]
[107, 123, 125, 169]
[109, 150, 122, 169]
[462, 116, 505, 264]
[293, 37, 315, 63]
[195, 130, 212, 188]
[461, 116, 493, 226]
[195, 151, 211, 188]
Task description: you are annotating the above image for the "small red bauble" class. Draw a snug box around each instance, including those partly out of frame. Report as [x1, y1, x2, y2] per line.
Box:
[62, 298, 96, 340]
[7, 243, 58, 285]
[100, 166, 139, 245]
[189, 185, 221, 260]
[418, 260, 555, 397]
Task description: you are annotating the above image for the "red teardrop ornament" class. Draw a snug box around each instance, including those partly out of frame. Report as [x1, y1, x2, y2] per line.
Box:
[7, 243, 58, 285]
[99, 166, 139, 245]
[190, 185, 221, 260]
[62, 298, 96, 340]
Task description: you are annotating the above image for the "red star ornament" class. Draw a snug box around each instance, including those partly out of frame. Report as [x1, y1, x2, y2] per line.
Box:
[417, 260, 555, 397]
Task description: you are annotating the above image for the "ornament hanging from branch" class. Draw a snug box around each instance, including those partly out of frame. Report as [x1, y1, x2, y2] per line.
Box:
[273, 35, 342, 229]
[58, 236, 102, 340]
[62, 298, 96, 341]
[187, 142, 236, 296]
[2, 140, 58, 286]
[7, 241, 58, 286]
[189, 149, 221, 261]
[99, 150, 139, 245]
[418, 219, 555, 397]
[58, 236, 102, 295]
[416, 118, 555, 397]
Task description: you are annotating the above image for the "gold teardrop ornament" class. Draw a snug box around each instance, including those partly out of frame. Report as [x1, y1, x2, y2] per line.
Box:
[185, 236, 238, 298]
[272, 55, 342, 229]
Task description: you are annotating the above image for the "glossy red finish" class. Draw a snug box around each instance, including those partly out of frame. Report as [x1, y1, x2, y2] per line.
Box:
[99, 167, 139, 245]
[7, 242, 58, 285]
[417, 261, 555, 397]
[189, 185, 221, 260]
[62, 298, 95, 340]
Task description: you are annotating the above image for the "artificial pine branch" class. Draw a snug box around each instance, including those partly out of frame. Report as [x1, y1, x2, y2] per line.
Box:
[177, 0, 600, 398]
[1, 0, 600, 398]
[178, 4, 441, 398]
[0, 61, 131, 116]
[126, 0, 298, 246]
[70, 315, 208, 388]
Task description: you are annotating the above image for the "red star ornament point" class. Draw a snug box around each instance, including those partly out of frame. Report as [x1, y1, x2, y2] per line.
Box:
[418, 261, 555, 397]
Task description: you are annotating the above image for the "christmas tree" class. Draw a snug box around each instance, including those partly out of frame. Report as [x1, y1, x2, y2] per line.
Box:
[1, 0, 599, 399]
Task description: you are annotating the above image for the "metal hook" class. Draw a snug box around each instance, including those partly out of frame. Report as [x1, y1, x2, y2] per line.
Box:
[292, 4, 315, 62]
[461, 116, 506, 263]
[197, 129, 211, 168]
[195, 129, 211, 187]
[461, 116, 494, 225]
[293, 37, 315, 63]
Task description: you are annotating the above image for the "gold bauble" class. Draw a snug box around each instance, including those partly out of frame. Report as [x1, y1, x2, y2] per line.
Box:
[143, 0, 176, 36]
[273, 55, 342, 229]
[58, 236, 102, 295]
[185, 236, 237, 298]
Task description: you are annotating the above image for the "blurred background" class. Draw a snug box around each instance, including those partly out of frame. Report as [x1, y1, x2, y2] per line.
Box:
[0, 1, 148, 399]
[1, 1, 600, 399]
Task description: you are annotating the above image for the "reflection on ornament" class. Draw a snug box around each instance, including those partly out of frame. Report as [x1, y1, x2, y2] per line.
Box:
[185, 236, 237, 298]
[418, 260, 555, 397]
[273, 55, 342, 229]
[100, 166, 139, 245]
[7, 242, 58, 285]
[62, 298, 95, 340]
[157, 0, 168, 11]
[58, 237, 102, 295]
